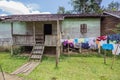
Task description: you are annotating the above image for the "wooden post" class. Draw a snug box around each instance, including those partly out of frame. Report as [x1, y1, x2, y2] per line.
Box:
[0, 65, 5, 80]
[104, 50, 106, 64]
[56, 20, 60, 67]
[111, 43, 120, 69]
[79, 43, 82, 53]
[33, 22, 36, 44]
[98, 46, 101, 54]
[11, 22, 13, 55]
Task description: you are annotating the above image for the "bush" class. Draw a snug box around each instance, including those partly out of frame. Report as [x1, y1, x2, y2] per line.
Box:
[13, 46, 25, 55]
[0, 46, 11, 52]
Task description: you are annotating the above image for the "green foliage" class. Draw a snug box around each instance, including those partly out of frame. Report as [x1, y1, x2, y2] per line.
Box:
[13, 46, 25, 55]
[57, 6, 72, 14]
[70, 0, 103, 13]
[112, 23, 120, 33]
[0, 46, 11, 52]
[107, 1, 120, 11]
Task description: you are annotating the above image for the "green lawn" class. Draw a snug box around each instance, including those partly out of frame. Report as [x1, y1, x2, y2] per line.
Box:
[0, 52, 28, 73]
[23, 54, 120, 80]
[0, 52, 120, 80]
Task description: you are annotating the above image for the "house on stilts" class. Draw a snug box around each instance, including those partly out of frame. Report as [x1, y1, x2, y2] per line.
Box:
[0, 13, 114, 61]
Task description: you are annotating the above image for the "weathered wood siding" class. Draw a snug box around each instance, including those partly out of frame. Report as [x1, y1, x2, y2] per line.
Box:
[62, 18, 101, 39]
[45, 35, 56, 46]
[13, 22, 27, 34]
[26, 21, 57, 35]
[101, 16, 120, 35]
[13, 35, 34, 46]
[12, 21, 58, 46]
[0, 22, 11, 38]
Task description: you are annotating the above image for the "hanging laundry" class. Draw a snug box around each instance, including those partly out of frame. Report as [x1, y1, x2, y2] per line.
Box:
[68, 39, 74, 43]
[97, 36, 107, 41]
[84, 38, 89, 43]
[102, 44, 114, 50]
[69, 42, 74, 48]
[63, 40, 68, 47]
[74, 43, 81, 48]
[100, 40, 107, 46]
[74, 38, 79, 44]
[81, 43, 90, 49]
[107, 34, 120, 43]
[89, 38, 97, 49]
[112, 44, 120, 55]
[78, 38, 84, 43]
[96, 40, 100, 48]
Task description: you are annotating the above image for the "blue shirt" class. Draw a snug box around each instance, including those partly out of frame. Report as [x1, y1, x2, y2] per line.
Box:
[102, 44, 114, 50]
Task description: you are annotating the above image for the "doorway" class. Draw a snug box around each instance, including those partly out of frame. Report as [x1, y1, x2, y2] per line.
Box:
[44, 24, 52, 39]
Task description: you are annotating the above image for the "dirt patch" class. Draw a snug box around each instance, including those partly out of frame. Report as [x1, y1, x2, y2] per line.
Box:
[0, 72, 24, 80]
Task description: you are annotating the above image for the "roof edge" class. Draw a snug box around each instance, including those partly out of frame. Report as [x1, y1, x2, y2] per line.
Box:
[103, 11, 120, 18]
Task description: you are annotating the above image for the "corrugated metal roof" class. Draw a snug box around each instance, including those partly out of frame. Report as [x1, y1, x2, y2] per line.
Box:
[0, 14, 105, 22]
[104, 11, 120, 18]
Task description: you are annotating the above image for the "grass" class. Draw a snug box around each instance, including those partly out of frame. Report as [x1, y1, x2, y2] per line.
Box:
[0, 52, 120, 80]
[23, 54, 120, 80]
[0, 52, 28, 73]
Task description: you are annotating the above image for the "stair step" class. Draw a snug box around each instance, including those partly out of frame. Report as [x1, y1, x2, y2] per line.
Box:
[35, 39, 44, 41]
[34, 47, 43, 49]
[32, 51, 42, 54]
[35, 44, 44, 46]
[34, 46, 44, 49]
[31, 55, 42, 59]
[30, 41, 44, 60]
[35, 33, 43, 35]
[35, 36, 44, 38]
[36, 40, 44, 42]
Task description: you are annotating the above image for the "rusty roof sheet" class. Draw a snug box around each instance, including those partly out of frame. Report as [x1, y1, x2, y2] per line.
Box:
[104, 11, 120, 18]
[0, 14, 105, 22]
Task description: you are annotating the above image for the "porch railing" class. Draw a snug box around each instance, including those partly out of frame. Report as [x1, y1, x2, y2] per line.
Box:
[45, 35, 57, 46]
[13, 34, 35, 46]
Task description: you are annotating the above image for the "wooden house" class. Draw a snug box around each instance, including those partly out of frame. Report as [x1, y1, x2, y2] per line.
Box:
[0, 14, 105, 60]
[102, 11, 120, 35]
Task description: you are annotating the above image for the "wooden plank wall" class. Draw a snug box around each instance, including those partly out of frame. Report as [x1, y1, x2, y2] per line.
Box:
[62, 18, 101, 39]
[101, 16, 120, 35]
[45, 35, 56, 46]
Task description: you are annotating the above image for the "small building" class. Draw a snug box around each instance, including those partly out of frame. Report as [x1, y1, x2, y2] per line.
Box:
[0, 14, 105, 60]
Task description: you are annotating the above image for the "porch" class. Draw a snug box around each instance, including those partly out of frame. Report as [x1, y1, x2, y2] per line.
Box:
[12, 21, 61, 47]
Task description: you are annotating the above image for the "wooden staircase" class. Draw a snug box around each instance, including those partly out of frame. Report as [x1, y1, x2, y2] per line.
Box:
[30, 33, 44, 61]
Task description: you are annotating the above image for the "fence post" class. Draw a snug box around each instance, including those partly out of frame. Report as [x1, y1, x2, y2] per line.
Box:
[0, 65, 5, 80]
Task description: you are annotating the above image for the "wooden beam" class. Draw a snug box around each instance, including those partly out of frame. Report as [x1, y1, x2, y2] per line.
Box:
[56, 20, 60, 67]
[11, 22, 13, 55]
[33, 22, 36, 44]
[11, 22, 13, 35]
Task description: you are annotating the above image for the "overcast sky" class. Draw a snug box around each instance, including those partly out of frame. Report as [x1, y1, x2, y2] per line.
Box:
[0, 0, 120, 15]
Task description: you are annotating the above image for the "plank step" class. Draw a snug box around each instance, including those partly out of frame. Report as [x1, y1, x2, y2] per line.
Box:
[34, 46, 43, 49]
[32, 50, 42, 53]
[31, 55, 42, 59]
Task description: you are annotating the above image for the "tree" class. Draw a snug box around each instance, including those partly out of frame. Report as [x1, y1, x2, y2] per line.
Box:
[70, 0, 103, 13]
[113, 23, 120, 33]
[57, 6, 71, 14]
[107, 1, 120, 11]
[57, 6, 65, 14]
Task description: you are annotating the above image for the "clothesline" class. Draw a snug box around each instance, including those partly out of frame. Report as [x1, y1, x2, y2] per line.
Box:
[61, 34, 120, 55]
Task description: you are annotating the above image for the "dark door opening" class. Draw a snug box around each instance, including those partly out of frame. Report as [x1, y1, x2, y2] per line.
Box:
[44, 24, 52, 39]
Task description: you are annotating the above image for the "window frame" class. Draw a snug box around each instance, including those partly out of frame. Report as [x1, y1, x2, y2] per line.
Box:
[80, 24, 87, 33]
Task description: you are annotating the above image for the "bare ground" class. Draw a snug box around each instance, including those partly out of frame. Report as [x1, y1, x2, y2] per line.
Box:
[0, 72, 24, 80]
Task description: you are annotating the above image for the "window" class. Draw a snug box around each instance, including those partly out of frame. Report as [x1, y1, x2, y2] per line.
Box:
[80, 24, 87, 33]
